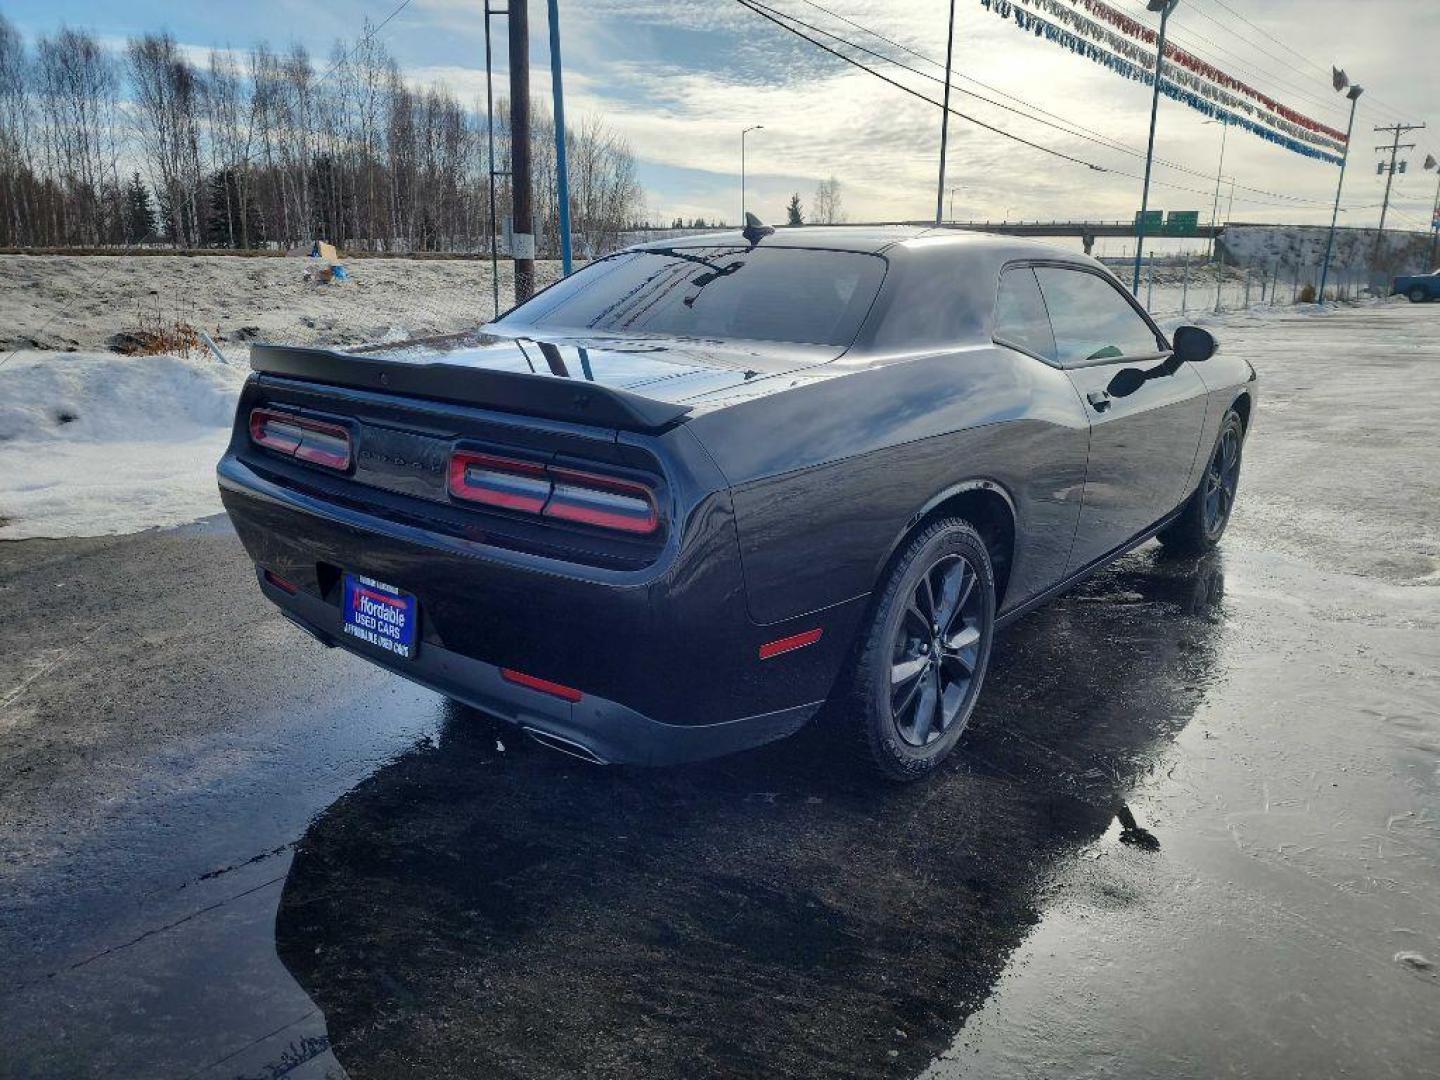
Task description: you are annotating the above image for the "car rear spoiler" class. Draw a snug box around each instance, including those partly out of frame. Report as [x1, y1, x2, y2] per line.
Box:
[249, 343, 694, 433]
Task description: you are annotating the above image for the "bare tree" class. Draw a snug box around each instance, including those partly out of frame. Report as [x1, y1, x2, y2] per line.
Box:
[812, 175, 845, 224]
[0, 14, 36, 246]
[34, 27, 118, 245]
[127, 33, 203, 246]
[1, 18, 647, 255]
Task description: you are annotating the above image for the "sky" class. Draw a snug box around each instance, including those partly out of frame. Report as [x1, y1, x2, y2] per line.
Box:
[3, 0, 1437, 249]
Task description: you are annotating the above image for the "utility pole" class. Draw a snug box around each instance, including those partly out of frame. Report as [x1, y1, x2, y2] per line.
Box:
[1373, 122, 1424, 251]
[508, 0, 535, 303]
[934, 0, 956, 226]
[1426, 155, 1440, 268]
[1132, 0, 1178, 295]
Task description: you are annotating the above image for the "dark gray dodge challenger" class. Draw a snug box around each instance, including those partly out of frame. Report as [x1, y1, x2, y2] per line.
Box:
[218, 223, 1256, 780]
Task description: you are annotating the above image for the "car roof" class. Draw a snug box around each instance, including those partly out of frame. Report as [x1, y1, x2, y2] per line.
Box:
[629, 224, 1096, 265]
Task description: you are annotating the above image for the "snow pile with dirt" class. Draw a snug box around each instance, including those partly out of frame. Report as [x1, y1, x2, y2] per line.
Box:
[0, 253, 561, 355]
[0, 251, 567, 541]
[0, 352, 247, 539]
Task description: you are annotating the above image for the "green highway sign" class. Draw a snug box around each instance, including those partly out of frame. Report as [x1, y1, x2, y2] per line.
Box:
[1165, 210, 1200, 234]
[1134, 210, 1202, 235]
[1133, 210, 1163, 233]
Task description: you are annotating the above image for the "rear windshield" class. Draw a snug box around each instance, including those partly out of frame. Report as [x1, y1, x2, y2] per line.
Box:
[501, 246, 886, 346]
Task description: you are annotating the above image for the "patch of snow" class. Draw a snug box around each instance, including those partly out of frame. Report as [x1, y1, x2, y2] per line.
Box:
[0, 351, 247, 540]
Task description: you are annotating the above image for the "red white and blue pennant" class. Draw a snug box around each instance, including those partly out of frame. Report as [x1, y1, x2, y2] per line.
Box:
[979, 0, 1346, 166]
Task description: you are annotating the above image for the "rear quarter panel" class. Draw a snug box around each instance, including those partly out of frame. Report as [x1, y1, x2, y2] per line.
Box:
[686, 345, 1091, 625]
[1184, 344, 1260, 495]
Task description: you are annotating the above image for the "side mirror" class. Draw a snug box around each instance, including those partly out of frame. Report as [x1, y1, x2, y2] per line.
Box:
[1172, 325, 1217, 363]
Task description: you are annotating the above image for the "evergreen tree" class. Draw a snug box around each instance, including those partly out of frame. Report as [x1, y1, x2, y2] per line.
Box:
[786, 192, 803, 226]
[204, 168, 262, 248]
[123, 172, 157, 244]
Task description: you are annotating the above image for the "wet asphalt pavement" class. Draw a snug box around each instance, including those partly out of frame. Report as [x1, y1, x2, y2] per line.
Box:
[2, 302, 1438, 1079]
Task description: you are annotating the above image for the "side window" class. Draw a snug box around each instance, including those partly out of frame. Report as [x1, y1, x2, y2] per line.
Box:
[1033, 267, 1163, 366]
[993, 267, 1056, 362]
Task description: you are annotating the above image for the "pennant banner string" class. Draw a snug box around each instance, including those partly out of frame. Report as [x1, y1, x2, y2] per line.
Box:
[979, 0, 1345, 167]
[997, 0, 1344, 152]
[1067, 0, 1349, 143]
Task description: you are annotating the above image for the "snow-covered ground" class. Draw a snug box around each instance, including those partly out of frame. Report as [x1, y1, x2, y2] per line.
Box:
[0, 253, 562, 355]
[0, 352, 247, 538]
[0, 253, 565, 540]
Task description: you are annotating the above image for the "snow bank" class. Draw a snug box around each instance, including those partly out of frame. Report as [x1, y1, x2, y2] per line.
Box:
[0, 351, 247, 539]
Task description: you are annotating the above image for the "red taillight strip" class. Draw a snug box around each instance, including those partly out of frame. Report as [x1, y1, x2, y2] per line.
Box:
[448, 451, 552, 512]
[758, 627, 823, 660]
[249, 408, 352, 471]
[544, 466, 659, 534]
[447, 451, 660, 536]
[501, 667, 584, 702]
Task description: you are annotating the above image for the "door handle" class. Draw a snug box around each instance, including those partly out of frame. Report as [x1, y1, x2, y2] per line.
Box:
[1087, 389, 1112, 412]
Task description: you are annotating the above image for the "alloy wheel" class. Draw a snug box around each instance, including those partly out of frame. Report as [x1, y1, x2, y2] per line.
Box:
[889, 554, 985, 747]
[1203, 425, 1241, 534]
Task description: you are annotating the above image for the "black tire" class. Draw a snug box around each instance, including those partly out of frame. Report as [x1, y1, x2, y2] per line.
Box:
[1157, 409, 1244, 555]
[1408, 287, 1428, 304]
[848, 518, 995, 781]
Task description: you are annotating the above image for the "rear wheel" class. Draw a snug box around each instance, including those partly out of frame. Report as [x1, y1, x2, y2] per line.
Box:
[1158, 409, 1244, 555]
[1408, 286, 1429, 303]
[849, 519, 995, 781]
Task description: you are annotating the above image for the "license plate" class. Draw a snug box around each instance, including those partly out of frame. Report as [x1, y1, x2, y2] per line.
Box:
[342, 573, 418, 659]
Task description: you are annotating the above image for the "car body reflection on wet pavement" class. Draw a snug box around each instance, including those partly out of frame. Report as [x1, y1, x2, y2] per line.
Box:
[269, 553, 1227, 1080]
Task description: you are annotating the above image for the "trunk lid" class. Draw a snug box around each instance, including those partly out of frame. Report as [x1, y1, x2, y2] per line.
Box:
[250, 329, 843, 432]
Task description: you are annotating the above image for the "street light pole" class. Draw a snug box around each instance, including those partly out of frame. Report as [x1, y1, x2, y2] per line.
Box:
[741, 125, 764, 222]
[547, 0, 572, 275]
[1319, 83, 1364, 304]
[1205, 117, 1228, 260]
[935, 0, 956, 226]
[1132, 0, 1177, 295]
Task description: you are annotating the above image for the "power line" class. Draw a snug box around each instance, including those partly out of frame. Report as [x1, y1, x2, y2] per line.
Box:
[772, 0, 1340, 207]
[1190, 0, 1414, 121]
[734, 0, 1109, 172]
[737, 0, 1381, 215]
[1107, 0, 1349, 124]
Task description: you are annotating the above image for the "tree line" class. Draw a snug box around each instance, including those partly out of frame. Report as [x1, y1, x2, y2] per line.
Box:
[0, 15, 646, 255]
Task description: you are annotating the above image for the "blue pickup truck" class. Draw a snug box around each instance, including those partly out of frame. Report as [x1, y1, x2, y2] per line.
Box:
[1392, 270, 1440, 302]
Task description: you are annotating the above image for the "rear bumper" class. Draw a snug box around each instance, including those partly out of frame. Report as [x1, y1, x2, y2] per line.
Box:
[260, 569, 818, 765]
[219, 453, 860, 764]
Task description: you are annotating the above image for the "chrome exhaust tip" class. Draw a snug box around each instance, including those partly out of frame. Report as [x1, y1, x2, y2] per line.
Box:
[522, 728, 609, 765]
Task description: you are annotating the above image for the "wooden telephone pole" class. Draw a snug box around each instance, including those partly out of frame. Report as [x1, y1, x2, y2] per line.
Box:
[508, 0, 535, 302]
[1373, 122, 1424, 265]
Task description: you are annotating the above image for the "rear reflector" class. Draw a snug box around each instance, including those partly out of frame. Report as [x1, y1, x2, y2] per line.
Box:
[448, 451, 659, 535]
[262, 569, 299, 594]
[250, 408, 352, 470]
[758, 627, 823, 660]
[501, 667, 584, 702]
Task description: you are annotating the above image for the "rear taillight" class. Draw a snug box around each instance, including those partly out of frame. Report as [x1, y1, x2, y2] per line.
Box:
[448, 451, 551, 513]
[249, 408, 352, 471]
[545, 467, 659, 534]
[448, 450, 659, 535]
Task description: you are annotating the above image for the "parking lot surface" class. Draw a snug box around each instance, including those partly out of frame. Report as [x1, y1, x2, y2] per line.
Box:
[2, 302, 1437, 1079]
